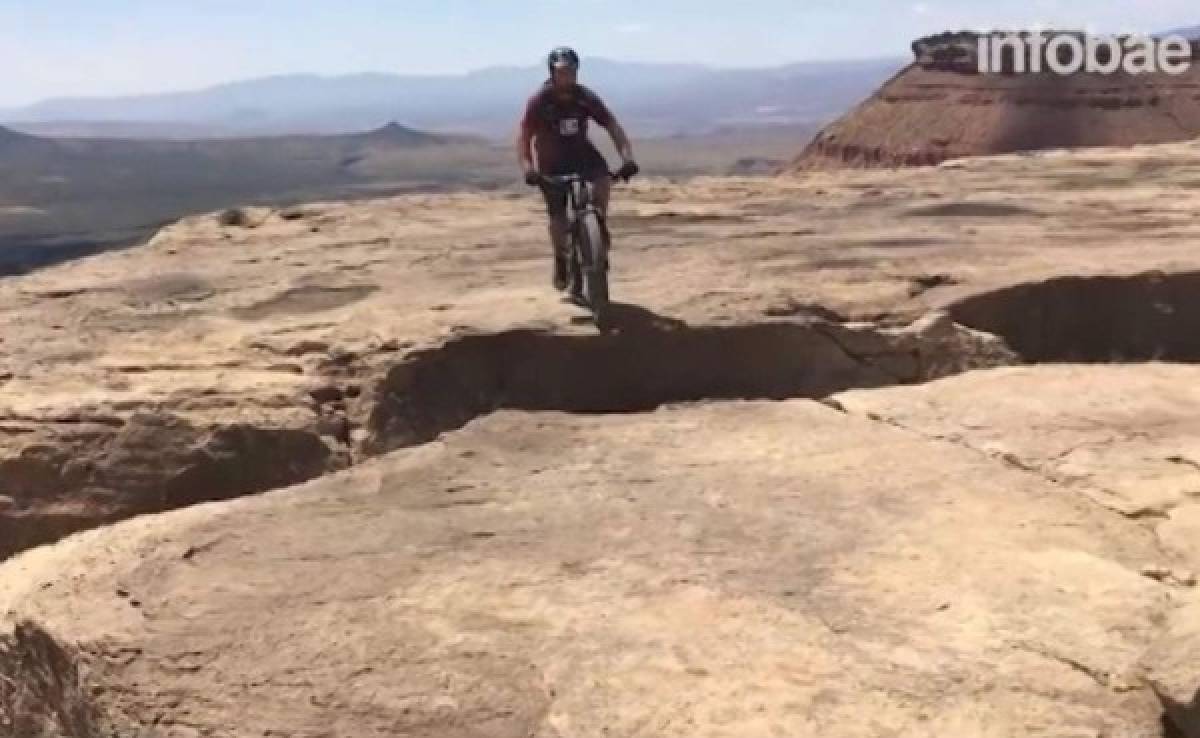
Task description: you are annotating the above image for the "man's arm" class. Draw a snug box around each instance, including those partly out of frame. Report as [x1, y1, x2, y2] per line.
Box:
[583, 88, 635, 164]
[516, 98, 537, 175]
[604, 118, 635, 164]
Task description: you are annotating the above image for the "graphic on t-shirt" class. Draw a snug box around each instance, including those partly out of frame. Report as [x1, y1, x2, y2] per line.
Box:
[559, 118, 581, 136]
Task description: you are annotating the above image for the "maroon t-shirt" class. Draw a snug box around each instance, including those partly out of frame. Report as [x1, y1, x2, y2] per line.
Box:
[520, 81, 614, 175]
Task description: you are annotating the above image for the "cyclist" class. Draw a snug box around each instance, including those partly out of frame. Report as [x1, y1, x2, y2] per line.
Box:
[517, 46, 639, 294]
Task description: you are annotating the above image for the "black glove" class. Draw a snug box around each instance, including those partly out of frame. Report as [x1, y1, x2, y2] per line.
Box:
[523, 169, 541, 187]
[617, 160, 640, 181]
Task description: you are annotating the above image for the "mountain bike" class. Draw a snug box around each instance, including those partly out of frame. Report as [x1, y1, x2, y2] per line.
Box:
[537, 171, 629, 328]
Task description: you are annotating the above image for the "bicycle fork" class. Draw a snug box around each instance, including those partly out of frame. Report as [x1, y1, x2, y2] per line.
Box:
[572, 208, 609, 271]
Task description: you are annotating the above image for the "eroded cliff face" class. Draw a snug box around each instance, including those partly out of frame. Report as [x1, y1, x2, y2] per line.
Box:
[793, 31, 1200, 170]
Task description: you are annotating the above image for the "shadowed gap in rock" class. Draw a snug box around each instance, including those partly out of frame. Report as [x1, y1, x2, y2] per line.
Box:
[946, 271, 1200, 363]
[364, 304, 1008, 453]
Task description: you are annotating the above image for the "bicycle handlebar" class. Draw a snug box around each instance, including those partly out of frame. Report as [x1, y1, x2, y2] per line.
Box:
[532, 171, 631, 189]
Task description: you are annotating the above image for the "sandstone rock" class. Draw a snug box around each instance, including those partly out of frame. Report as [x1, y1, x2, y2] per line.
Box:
[832, 364, 1200, 520]
[277, 205, 313, 221]
[308, 384, 344, 404]
[216, 206, 272, 228]
[0, 621, 126, 736]
[833, 363, 1200, 737]
[0, 403, 1172, 736]
[0, 411, 338, 558]
[4, 140, 1200, 735]
[1145, 597, 1200, 738]
[1140, 565, 1197, 588]
[887, 309, 1018, 379]
[314, 410, 351, 443]
[1160, 505, 1200, 572]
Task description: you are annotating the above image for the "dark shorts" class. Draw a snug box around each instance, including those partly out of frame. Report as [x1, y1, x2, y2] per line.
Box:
[540, 147, 609, 216]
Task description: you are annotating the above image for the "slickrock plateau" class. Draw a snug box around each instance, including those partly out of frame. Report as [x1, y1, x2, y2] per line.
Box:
[6, 140, 1200, 735]
[793, 31, 1200, 169]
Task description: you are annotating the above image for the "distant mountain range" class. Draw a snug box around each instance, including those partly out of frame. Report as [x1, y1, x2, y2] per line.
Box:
[0, 57, 902, 140]
[0, 116, 825, 276]
[1165, 25, 1200, 39]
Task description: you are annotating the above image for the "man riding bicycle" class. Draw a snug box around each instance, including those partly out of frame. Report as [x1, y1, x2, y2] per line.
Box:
[517, 46, 639, 297]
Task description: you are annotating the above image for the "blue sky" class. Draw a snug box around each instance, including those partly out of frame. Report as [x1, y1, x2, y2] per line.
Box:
[0, 0, 1195, 106]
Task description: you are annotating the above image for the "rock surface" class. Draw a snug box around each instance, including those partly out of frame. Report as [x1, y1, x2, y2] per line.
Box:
[792, 31, 1200, 170]
[5, 139, 1200, 735]
[0, 403, 1174, 737]
[834, 364, 1200, 734]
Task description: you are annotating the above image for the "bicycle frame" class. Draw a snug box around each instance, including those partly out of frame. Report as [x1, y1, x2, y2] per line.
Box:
[542, 173, 603, 226]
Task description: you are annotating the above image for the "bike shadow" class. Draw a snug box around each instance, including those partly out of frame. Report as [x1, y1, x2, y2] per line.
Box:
[594, 302, 689, 336]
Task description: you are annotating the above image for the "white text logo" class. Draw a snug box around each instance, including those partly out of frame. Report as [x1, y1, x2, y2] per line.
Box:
[978, 33, 1194, 76]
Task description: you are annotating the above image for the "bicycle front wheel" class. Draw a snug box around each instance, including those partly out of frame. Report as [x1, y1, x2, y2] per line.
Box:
[578, 211, 610, 321]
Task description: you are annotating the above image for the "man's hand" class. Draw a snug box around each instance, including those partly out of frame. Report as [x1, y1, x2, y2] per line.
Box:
[523, 168, 541, 187]
[617, 160, 640, 182]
